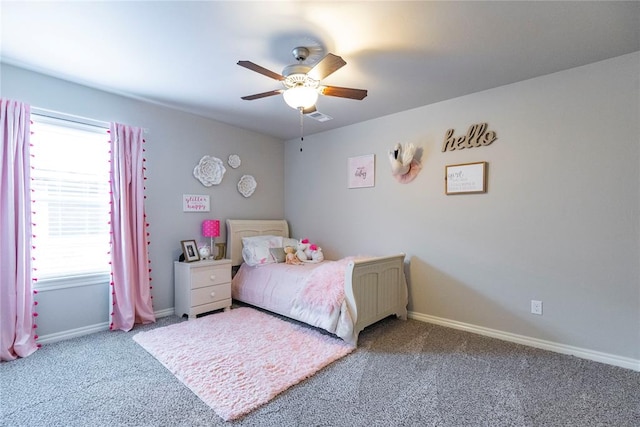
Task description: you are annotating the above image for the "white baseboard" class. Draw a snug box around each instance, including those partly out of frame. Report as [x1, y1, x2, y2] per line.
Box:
[36, 307, 176, 345]
[154, 307, 175, 318]
[36, 322, 110, 345]
[35, 308, 640, 372]
[409, 311, 640, 372]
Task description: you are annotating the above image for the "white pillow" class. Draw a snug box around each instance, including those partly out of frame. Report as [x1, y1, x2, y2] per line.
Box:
[241, 235, 284, 266]
[283, 237, 298, 248]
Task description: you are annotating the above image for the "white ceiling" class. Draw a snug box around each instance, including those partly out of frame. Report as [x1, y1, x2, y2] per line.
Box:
[1, 1, 639, 141]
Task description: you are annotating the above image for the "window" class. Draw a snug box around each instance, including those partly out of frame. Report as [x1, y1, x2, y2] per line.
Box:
[30, 115, 111, 289]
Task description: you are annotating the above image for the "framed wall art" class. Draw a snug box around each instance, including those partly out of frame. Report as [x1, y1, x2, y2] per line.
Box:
[180, 239, 200, 262]
[348, 154, 375, 189]
[183, 194, 210, 212]
[445, 161, 487, 195]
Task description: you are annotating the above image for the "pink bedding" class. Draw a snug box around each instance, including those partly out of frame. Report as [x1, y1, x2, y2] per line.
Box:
[231, 258, 356, 341]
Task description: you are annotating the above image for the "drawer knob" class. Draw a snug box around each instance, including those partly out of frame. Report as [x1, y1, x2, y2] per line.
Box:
[210, 275, 216, 281]
[210, 291, 216, 298]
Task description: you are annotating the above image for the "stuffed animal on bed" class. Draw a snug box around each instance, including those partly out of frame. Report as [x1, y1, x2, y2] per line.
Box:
[310, 245, 324, 262]
[296, 238, 325, 262]
[285, 246, 302, 265]
[296, 239, 311, 261]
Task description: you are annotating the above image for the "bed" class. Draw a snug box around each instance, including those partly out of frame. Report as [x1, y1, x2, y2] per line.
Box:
[226, 219, 408, 345]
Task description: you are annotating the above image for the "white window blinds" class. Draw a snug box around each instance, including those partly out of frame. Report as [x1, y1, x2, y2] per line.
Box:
[30, 115, 111, 288]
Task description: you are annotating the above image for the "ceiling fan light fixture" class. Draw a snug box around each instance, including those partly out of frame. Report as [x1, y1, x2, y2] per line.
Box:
[283, 86, 318, 109]
[238, 47, 367, 111]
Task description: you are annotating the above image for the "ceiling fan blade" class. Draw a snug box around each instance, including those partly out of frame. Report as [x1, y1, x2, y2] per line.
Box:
[320, 86, 368, 100]
[307, 53, 346, 80]
[241, 89, 283, 100]
[237, 61, 285, 81]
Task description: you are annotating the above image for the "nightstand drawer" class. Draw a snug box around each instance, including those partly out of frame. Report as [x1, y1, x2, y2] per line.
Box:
[191, 284, 231, 306]
[191, 265, 231, 289]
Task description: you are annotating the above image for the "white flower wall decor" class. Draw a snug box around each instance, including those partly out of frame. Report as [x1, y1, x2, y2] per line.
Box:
[193, 155, 226, 187]
[228, 154, 241, 169]
[237, 175, 257, 198]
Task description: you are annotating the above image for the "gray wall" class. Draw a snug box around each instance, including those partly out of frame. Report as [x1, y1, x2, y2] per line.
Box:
[1, 64, 284, 337]
[284, 52, 640, 363]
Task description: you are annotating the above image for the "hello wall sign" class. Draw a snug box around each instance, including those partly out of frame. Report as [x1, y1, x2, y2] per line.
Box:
[442, 123, 497, 152]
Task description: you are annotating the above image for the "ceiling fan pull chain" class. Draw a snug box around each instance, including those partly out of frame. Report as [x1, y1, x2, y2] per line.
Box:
[299, 107, 304, 152]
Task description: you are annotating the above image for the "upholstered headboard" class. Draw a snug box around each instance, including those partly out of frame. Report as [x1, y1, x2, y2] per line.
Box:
[226, 219, 290, 266]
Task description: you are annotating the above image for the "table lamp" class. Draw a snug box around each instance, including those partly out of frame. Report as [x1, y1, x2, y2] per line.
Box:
[202, 219, 220, 259]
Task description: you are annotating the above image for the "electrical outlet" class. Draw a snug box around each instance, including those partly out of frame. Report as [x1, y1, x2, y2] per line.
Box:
[531, 300, 543, 315]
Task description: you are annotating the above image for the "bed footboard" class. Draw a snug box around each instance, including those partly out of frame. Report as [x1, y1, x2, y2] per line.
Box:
[343, 254, 408, 344]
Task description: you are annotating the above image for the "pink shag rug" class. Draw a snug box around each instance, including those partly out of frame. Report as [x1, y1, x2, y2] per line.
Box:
[133, 307, 355, 421]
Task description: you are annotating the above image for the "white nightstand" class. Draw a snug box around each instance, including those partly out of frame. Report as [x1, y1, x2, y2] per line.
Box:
[174, 258, 232, 319]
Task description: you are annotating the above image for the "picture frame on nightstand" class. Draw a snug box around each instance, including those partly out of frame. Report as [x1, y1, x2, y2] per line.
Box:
[181, 239, 200, 262]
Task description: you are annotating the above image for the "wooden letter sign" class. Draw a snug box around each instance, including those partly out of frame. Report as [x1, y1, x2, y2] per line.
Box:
[442, 123, 497, 152]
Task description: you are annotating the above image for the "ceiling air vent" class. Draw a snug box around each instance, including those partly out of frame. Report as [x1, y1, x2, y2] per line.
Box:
[305, 111, 333, 122]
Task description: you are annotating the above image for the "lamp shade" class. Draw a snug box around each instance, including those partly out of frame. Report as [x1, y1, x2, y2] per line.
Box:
[283, 86, 318, 110]
[202, 219, 220, 238]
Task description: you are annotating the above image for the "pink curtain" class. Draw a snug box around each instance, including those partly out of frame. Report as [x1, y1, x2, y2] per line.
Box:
[0, 99, 38, 361]
[109, 122, 155, 331]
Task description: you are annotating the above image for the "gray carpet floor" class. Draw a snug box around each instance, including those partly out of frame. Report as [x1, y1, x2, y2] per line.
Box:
[1, 309, 639, 426]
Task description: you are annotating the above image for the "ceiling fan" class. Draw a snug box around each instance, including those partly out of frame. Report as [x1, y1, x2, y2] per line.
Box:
[237, 46, 367, 114]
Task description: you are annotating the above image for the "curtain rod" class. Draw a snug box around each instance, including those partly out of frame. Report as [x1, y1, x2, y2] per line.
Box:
[31, 107, 149, 133]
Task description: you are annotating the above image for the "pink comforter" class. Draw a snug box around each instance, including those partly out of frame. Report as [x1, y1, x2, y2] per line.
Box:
[231, 258, 355, 341]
